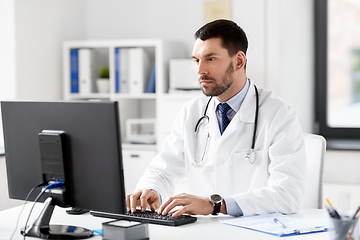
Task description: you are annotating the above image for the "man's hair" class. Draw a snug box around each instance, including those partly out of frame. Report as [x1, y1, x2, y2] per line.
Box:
[194, 19, 248, 57]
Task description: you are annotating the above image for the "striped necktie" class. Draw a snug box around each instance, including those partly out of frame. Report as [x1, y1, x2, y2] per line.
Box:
[218, 103, 232, 134]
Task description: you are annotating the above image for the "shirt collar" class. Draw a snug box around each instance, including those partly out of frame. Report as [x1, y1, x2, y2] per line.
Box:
[214, 78, 250, 112]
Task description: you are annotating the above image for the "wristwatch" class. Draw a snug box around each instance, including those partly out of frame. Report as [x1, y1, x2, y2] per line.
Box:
[209, 194, 223, 215]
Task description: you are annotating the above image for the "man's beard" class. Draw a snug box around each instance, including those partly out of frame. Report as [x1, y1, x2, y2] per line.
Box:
[200, 61, 235, 97]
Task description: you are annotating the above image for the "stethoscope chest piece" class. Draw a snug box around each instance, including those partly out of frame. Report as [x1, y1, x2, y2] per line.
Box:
[246, 150, 256, 164]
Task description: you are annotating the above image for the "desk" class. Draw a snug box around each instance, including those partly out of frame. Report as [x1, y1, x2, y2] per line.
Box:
[0, 204, 330, 240]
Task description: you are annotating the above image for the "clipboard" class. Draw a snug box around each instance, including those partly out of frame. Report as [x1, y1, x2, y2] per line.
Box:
[221, 213, 327, 237]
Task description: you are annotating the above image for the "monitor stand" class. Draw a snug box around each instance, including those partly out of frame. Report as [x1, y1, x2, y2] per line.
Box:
[22, 197, 93, 239]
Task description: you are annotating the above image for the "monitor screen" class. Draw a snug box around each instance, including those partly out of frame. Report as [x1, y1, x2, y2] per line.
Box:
[1, 100, 126, 214]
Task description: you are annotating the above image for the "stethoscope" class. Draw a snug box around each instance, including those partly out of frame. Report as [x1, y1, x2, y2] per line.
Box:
[194, 84, 259, 165]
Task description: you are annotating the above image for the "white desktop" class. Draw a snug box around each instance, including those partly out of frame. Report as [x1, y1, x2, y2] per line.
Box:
[0, 203, 331, 240]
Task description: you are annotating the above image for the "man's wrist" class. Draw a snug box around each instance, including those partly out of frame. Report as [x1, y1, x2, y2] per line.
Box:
[209, 194, 223, 215]
[220, 200, 227, 214]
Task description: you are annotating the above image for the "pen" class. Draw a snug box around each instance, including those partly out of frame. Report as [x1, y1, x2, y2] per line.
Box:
[326, 199, 341, 219]
[274, 218, 286, 228]
[350, 206, 360, 219]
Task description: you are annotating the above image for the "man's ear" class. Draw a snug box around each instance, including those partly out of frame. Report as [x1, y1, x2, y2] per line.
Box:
[236, 51, 246, 69]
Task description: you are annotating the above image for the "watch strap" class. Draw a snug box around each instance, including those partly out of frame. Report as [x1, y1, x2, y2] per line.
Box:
[212, 202, 221, 215]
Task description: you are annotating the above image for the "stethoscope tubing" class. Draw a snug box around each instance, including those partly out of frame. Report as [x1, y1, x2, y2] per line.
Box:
[194, 84, 259, 164]
[252, 85, 259, 151]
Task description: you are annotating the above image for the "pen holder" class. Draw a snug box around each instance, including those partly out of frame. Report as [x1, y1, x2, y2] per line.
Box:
[329, 218, 359, 240]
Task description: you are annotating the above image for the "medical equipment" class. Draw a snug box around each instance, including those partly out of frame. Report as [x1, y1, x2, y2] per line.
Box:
[193, 85, 259, 165]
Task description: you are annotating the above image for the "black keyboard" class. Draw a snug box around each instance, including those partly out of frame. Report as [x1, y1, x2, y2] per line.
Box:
[90, 210, 197, 226]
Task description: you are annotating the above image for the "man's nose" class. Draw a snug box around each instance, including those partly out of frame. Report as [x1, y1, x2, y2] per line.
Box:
[197, 61, 208, 76]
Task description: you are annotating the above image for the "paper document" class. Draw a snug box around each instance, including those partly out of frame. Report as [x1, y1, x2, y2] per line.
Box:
[221, 213, 327, 237]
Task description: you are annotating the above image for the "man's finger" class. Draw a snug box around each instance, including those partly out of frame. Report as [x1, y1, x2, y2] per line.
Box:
[161, 198, 188, 216]
[140, 193, 148, 212]
[158, 193, 187, 214]
[171, 205, 190, 218]
[130, 191, 142, 213]
[126, 194, 131, 212]
[150, 201, 160, 212]
[158, 197, 173, 214]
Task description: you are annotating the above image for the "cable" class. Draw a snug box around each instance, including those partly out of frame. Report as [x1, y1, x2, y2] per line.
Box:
[22, 181, 64, 240]
[10, 182, 46, 240]
[45, 181, 65, 190]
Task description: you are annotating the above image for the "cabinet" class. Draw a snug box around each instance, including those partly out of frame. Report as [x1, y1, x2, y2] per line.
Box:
[0, 156, 23, 210]
[122, 149, 156, 194]
[63, 39, 170, 152]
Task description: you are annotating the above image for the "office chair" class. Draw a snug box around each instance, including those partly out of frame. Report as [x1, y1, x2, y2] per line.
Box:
[302, 133, 326, 209]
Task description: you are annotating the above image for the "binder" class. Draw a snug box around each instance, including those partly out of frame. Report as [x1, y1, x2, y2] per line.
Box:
[128, 48, 151, 94]
[78, 48, 94, 94]
[70, 49, 79, 93]
[146, 64, 156, 93]
[115, 48, 120, 93]
[221, 213, 327, 237]
[120, 48, 129, 93]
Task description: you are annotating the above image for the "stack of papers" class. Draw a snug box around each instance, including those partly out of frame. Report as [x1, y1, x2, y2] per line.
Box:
[221, 213, 327, 237]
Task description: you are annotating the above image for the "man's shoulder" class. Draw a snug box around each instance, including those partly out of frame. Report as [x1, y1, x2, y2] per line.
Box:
[259, 87, 295, 111]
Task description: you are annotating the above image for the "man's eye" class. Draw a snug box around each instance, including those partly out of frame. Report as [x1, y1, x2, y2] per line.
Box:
[208, 58, 215, 62]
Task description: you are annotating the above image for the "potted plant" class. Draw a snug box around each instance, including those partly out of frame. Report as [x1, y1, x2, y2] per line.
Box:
[96, 66, 110, 93]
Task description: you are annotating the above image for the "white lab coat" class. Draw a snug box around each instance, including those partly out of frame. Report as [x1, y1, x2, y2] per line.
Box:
[136, 81, 307, 216]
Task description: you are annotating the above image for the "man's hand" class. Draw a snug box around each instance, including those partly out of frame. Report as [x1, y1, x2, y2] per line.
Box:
[126, 189, 161, 213]
[158, 193, 216, 218]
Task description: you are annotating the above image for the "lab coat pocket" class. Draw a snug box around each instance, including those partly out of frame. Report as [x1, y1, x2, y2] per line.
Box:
[232, 150, 266, 193]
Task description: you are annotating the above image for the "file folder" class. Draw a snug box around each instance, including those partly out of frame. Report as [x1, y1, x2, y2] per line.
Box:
[221, 213, 327, 237]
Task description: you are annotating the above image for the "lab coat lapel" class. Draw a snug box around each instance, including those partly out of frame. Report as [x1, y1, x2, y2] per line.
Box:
[208, 98, 221, 142]
[239, 82, 257, 124]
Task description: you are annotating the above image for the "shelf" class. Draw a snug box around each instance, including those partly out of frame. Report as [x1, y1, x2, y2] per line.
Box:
[122, 143, 157, 151]
[68, 93, 111, 100]
[113, 93, 156, 99]
[67, 93, 157, 100]
[63, 39, 163, 49]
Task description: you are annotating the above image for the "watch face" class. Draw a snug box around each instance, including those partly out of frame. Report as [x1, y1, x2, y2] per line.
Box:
[211, 194, 222, 203]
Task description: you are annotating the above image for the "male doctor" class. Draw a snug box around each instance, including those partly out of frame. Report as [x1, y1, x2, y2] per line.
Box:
[127, 19, 307, 217]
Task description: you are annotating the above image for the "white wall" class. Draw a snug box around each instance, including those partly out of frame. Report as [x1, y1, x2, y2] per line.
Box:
[0, 0, 16, 151]
[14, 0, 87, 100]
[266, 0, 314, 133]
[0, 0, 16, 100]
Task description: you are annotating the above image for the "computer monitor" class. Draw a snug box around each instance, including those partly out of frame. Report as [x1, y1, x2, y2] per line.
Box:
[1, 101, 126, 239]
